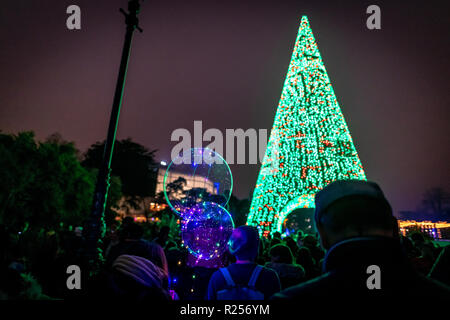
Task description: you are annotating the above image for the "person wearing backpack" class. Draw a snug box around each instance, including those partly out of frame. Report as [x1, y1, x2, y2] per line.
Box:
[207, 226, 281, 300]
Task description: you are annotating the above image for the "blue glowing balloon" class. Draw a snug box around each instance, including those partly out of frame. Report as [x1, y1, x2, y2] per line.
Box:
[180, 202, 234, 260]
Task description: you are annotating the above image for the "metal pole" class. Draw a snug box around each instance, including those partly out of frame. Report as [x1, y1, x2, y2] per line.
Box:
[83, 0, 144, 275]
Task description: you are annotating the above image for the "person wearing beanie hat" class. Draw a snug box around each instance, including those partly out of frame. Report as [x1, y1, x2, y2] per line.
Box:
[113, 255, 167, 289]
[313, 180, 396, 250]
[106, 254, 171, 301]
[207, 226, 281, 300]
[272, 180, 450, 301]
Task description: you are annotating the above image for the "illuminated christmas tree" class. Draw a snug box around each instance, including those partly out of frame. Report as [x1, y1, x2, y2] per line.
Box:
[246, 16, 366, 237]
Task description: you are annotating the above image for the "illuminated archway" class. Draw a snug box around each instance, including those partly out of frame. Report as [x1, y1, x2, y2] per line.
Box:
[276, 195, 315, 234]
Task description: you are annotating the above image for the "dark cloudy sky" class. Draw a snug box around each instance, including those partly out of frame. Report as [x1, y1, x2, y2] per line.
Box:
[1, 0, 449, 215]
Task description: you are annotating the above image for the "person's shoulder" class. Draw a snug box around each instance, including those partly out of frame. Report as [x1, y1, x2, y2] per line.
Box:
[139, 238, 153, 246]
[209, 268, 225, 283]
[260, 264, 277, 273]
[271, 273, 332, 299]
[262, 262, 275, 270]
[259, 264, 280, 279]
[292, 263, 305, 273]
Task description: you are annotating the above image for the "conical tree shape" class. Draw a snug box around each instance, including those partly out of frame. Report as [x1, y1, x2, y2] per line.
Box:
[246, 16, 366, 237]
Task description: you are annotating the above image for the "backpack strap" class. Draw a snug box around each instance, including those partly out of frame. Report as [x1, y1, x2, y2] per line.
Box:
[219, 268, 236, 287]
[248, 265, 263, 287]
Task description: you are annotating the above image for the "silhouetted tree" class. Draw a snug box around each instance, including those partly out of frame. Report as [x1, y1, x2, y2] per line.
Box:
[227, 195, 250, 227]
[421, 187, 450, 217]
[155, 176, 187, 204]
[0, 132, 122, 230]
[82, 138, 157, 214]
[0, 131, 38, 228]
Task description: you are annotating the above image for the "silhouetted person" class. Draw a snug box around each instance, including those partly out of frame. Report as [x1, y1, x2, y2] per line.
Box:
[301, 234, 325, 266]
[296, 230, 304, 244]
[207, 226, 281, 300]
[284, 236, 299, 257]
[105, 222, 168, 277]
[105, 254, 171, 301]
[272, 180, 450, 301]
[118, 217, 135, 240]
[400, 235, 420, 259]
[154, 226, 170, 249]
[265, 244, 305, 289]
[409, 232, 435, 275]
[96, 229, 172, 301]
[270, 237, 281, 248]
[273, 231, 282, 240]
[295, 246, 320, 281]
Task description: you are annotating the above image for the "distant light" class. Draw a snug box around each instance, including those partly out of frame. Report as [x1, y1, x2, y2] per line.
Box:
[160, 161, 167, 166]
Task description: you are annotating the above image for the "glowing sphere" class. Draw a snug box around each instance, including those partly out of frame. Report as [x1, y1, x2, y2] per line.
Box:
[181, 202, 234, 260]
[163, 148, 232, 217]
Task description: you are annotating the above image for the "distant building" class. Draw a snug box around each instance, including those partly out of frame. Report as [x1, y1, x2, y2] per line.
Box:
[155, 165, 218, 196]
[398, 220, 450, 240]
[113, 164, 218, 222]
[112, 197, 168, 223]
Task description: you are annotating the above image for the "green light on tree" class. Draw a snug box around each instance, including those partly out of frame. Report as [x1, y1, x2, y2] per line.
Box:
[246, 16, 366, 237]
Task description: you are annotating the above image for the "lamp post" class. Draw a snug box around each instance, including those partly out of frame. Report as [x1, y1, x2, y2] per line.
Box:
[83, 0, 144, 275]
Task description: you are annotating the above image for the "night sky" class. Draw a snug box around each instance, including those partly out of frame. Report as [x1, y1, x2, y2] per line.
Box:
[1, 0, 449, 215]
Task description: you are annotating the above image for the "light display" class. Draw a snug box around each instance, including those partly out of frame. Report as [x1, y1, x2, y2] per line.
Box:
[164, 148, 235, 262]
[247, 16, 366, 237]
[181, 202, 235, 261]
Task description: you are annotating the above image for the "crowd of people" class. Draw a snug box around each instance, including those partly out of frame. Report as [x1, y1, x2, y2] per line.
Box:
[1, 180, 449, 301]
